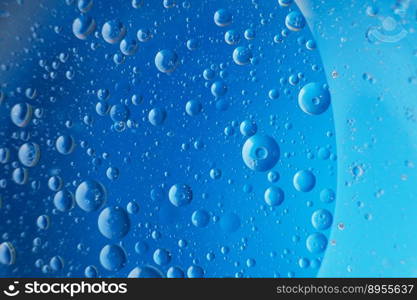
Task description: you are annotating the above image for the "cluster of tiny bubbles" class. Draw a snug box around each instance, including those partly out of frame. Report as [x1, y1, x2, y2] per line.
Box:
[0, 0, 338, 278]
[242, 135, 280, 172]
[298, 83, 331, 115]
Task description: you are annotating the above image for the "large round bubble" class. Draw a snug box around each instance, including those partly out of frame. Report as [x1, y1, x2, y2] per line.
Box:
[168, 184, 193, 207]
[264, 186, 284, 206]
[242, 135, 280, 172]
[154, 49, 179, 73]
[293, 170, 316, 192]
[101, 20, 126, 44]
[298, 82, 331, 115]
[98, 206, 130, 239]
[10, 103, 33, 127]
[99, 244, 126, 271]
[72, 15, 96, 40]
[18, 142, 40, 167]
[75, 180, 107, 212]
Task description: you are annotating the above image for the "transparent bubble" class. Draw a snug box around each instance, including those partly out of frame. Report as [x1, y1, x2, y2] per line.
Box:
[18, 142, 40, 167]
[214, 9, 232, 27]
[232, 46, 253, 65]
[0, 242, 15, 265]
[293, 170, 316, 192]
[75, 180, 107, 212]
[154, 49, 179, 73]
[36, 215, 50, 230]
[311, 209, 333, 230]
[239, 120, 257, 137]
[264, 186, 284, 206]
[153, 248, 171, 266]
[167, 266, 185, 278]
[12, 167, 28, 185]
[10, 103, 33, 127]
[306, 233, 327, 253]
[77, 0, 93, 13]
[187, 265, 205, 278]
[120, 36, 139, 56]
[99, 244, 126, 271]
[185, 100, 202, 116]
[98, 206, 130, 239]
[101, 20, 126, 44]
[210, 80, 227, 97]
[55, 135, 75, 155]
[148, 107, 167, 126]
[49, 256, 64, 271]
[285, 11, 306, 31]
[48, 175, 63, 191]
[298, 82, 331, 115]
[224, 30, 240, 45]
[168, 184, 193, 207]
[191, 209, 210, 227]
[320, 188, 335, 203]
[128, 265, 164, 278]
[137, 28, 152, 42]
[53, 189, 74, 212]
[72, 15, 96, 40]
[242, 135, 280, 172]
[84, 265, 98, 278]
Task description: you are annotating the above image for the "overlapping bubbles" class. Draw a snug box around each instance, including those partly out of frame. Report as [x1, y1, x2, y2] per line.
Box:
[0, 0, 335, 278]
